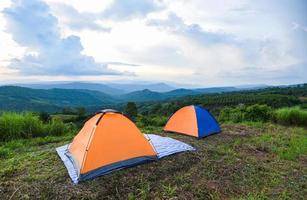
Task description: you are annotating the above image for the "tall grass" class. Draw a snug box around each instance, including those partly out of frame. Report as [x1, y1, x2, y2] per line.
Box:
[219, 104, 307, 127]
[0, 112, 73, 142]
[274, 107, 307, 126]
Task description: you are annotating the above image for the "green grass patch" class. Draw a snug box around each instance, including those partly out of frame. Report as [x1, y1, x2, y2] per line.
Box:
[0, 122, 306, 199]
[253, 125, 307, 160]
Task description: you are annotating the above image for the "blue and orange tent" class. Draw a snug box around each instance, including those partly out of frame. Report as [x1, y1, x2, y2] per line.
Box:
[164, 105, 221, 138]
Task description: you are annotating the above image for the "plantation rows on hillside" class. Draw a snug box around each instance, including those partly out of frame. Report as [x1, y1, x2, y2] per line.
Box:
[138, 93, 303, 116]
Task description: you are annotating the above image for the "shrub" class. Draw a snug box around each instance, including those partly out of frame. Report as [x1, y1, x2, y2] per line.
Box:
[245, 104, 272, 122]
[274, 107, 307, 126]
[125, 102, 138, 121]
[219, 106, 245, 122]
[219, 104, 273, 123]
[39, 112, 51, 123]
[136, 115, 168, 127]
[44, 119, 67, 136]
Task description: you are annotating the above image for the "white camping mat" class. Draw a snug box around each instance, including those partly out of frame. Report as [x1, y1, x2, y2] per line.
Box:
[56, 144, 79, 184]
[145, 134, 195, 158]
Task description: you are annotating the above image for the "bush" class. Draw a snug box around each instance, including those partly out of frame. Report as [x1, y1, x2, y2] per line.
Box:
[274, 107, 307, 126]
[245, 104, 273, 122]
[44, 119, 67, 136]
[219, 106, 245, 122]
[0, 112, 72, 142]
[136, 115, 168, 127]
[219, 104, 272, 123]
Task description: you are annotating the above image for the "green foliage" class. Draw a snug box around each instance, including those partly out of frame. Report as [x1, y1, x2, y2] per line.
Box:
[39, 111, 51, 123]
[0, 86, 116, 112]
[253, 126, 307, 160]
[136, 115, 168, 127]
[219, 104, 272, 123]
[219, 106, 245, 122]
[273, 107, 307, 126]
[0, 112, 74, 142]
[44, 119, 67, 136]
[138, 93, 301, 117]
[0, 112, 44, 141]
[75, 107, 86, 117]
[125, 102, 138, 121]
[245, 104, 273, 122]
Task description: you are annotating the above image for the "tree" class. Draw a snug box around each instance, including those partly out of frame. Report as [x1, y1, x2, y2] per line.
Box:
[62, 107, 73, 114]
[76, 107, 86, 118]
[39, 111, 51, 123]
[125, 102, 138, 121]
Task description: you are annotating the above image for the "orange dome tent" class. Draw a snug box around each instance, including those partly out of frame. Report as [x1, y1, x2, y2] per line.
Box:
[61, 109, 157, 182]
[57, 109, 196, 183]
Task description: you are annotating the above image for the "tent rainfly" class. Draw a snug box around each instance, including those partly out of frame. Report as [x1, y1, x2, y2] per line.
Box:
[164, 105, 221, 138]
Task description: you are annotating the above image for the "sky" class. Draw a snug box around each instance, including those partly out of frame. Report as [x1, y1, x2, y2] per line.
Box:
[0, 0, 306, 87]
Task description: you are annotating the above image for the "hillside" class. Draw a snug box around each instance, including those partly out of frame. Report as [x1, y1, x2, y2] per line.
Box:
[137, 84, 307, 115]
[15, 82, 125, 95]
[0, 83, 306, 113]
[0, 123, 306, 199]
[0, 86, 116, 112]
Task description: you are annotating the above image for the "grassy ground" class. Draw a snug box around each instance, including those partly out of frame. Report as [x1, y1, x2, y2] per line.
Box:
[0, 123, 306, 199]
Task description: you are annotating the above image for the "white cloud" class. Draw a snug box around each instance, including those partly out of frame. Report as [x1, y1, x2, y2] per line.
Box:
[0, 0, 306, 86]
[2, 0, 124, 76]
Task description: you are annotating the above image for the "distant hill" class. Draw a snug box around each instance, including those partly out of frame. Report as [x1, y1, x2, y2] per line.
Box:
[15, 82, 125, 95]
[108, 82, 175, 93]
[13, 81, 176, 94]
[0, 83, 274, 112]
[194, 87, 238, 93]
[119, 89, 165, 102]
[0, 86, 116, 112]
[120, 88, 201, 102]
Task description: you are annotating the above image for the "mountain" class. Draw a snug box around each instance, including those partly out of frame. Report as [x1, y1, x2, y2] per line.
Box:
[119, 89, 164, 102]
[0, 86, 116, 112]
[15, 82, 125, 95]
[119, 88, 202, 102]
[13, 82, 176, 94]
[234, 84, 269, 89]
[108, 82, 175, 93]
[164, 88, 202, 97]
[0, 83, 277, 112]
[194, 87, 238, 93]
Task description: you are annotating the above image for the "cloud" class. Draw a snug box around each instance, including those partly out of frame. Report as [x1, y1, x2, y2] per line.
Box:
[147, 13, 236, 45]
[50, 3, 111, 32]
[218, 61, 307, 84]
[2, 0, 121, 76]
[101, 0, 163, 20]
[105, 62, 140, 67]
[292, 22, 307, 33]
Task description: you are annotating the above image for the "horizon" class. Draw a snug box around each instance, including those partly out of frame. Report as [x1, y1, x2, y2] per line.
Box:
[0, 80, 305, 90]
[0, 0, 307, 86]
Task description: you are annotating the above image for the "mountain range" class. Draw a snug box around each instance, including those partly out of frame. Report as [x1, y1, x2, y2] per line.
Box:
[0, 82, 270, 112]
[14, 82, 175, 95]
